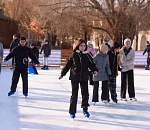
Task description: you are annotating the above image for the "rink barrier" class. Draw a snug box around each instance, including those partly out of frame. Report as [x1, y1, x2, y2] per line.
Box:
[2, 49, 61, 67]
[1, 49, 147, 67]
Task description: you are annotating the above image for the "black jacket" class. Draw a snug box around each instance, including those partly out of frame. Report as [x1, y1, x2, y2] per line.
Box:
[108, 49, 119, 77]
[10, 39, 20, 52]
[61, 50, 98, 82]
[31, 46, 39, 59]
[5, 45, 40, 69]
[40, 44, 51, 57]
[143, 45, 150, 56]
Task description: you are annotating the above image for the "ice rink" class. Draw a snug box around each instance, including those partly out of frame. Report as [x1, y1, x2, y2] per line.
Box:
[0, 67, 150, 130]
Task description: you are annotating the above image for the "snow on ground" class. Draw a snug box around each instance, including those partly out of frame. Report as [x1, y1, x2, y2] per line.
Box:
[0, 67, 150, 130]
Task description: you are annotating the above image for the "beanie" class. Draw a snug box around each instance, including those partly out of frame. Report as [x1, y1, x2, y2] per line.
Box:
[124, 38, 131, 45]
[113, 42, 120, 49]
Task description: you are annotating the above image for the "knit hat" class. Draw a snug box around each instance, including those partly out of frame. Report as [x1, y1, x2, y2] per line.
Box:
[73, 39, 87, 51]
[113, 42, 120, 49]
[124, 38, 131, 45]
[100, 44, 108, 52]
[87, 41, 92, 45]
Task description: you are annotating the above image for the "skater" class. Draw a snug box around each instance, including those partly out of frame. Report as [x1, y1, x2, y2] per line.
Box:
[40, 39, 51, 70]
[10, 34, 20, 69]
[87, 40, 97, 85]
[119, 38, 137, 101]
[143, 41, 150, 70]
[92, 44, 111, 105]
[59, 39, 98, 119]
[4, 37, 40, 97]
[28, 43, 39, 74]
[107, 42, 121, 103]
[0, 42, 4, 74]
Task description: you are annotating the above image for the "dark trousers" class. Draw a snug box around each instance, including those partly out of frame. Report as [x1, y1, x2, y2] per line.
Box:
[146, 57, 150, 68]
[121, 69, 135, 98]
[108, 78, 117, 100]
[89, 71, 93, 85]
[69, 80, 90, 114]
[32, 66, 38, 74]
[92, 80, 109, 102]
[12, 57, 14, 66]
[11, 68, 28, 94]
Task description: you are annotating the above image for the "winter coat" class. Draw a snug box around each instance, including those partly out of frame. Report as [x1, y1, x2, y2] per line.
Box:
[40, 44, 51, 57]
[93, 51, 111, 81]
[0, 42, 3, 64]
[4, 45, 40, 69]
[10, 39, 20, 52]
[143, 44, 150, 56]
[87, 45, 97, 58]
[119, 47, 135, 72]
[31, 46, 39, 59]
[108, 49, 120, 77]
[61, 50, 98, 82]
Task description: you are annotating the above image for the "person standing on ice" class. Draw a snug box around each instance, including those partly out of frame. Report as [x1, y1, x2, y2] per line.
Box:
[87, 40, 97, 85]
[59, 39, 98, 119]
[4, 37, 40, 97]
[40, 39, 51, 70]
[119, 38, 137, 101]
[0, 42, 4, 74]
[107, 42, 121, 103]
[92, 44, 111, 105]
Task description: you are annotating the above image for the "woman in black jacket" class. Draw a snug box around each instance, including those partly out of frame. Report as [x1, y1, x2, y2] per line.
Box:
[59, 39, 98, 119]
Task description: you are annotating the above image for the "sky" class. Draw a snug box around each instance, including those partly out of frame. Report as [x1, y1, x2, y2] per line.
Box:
[0, 67, 150, 130]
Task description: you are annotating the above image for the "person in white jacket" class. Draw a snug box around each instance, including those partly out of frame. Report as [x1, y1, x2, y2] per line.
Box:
[0, 42, 4, 74]
[119, 38, 137, 101]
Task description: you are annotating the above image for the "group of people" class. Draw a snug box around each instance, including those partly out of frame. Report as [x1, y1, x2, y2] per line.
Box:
[0, 35, 141, 119]
[59, 38, 137, 119]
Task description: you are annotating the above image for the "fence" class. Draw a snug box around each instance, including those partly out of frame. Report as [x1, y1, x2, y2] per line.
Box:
[2, 49, 147, 67]
[2, 49, 61, 66]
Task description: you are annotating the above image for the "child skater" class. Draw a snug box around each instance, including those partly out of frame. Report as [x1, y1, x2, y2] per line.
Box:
[28, 43, 39, 74]
[92, 44, 111, 105]
[59, 39, 98, 119]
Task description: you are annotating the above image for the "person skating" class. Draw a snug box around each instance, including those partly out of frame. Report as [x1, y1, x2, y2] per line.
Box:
[10, 34, 20, 69]
[4, 37, 40, 97]
[119, 38, 137, 101]
[92, 44, 111, 105]
[28, 43, 39, 74]
[40, 40, 51, 70]
[143, 41, 150, 70]
[59, 39, 98, 119]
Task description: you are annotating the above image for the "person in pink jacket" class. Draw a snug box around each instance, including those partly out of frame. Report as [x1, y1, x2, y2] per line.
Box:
[87, 41, 97, 85]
